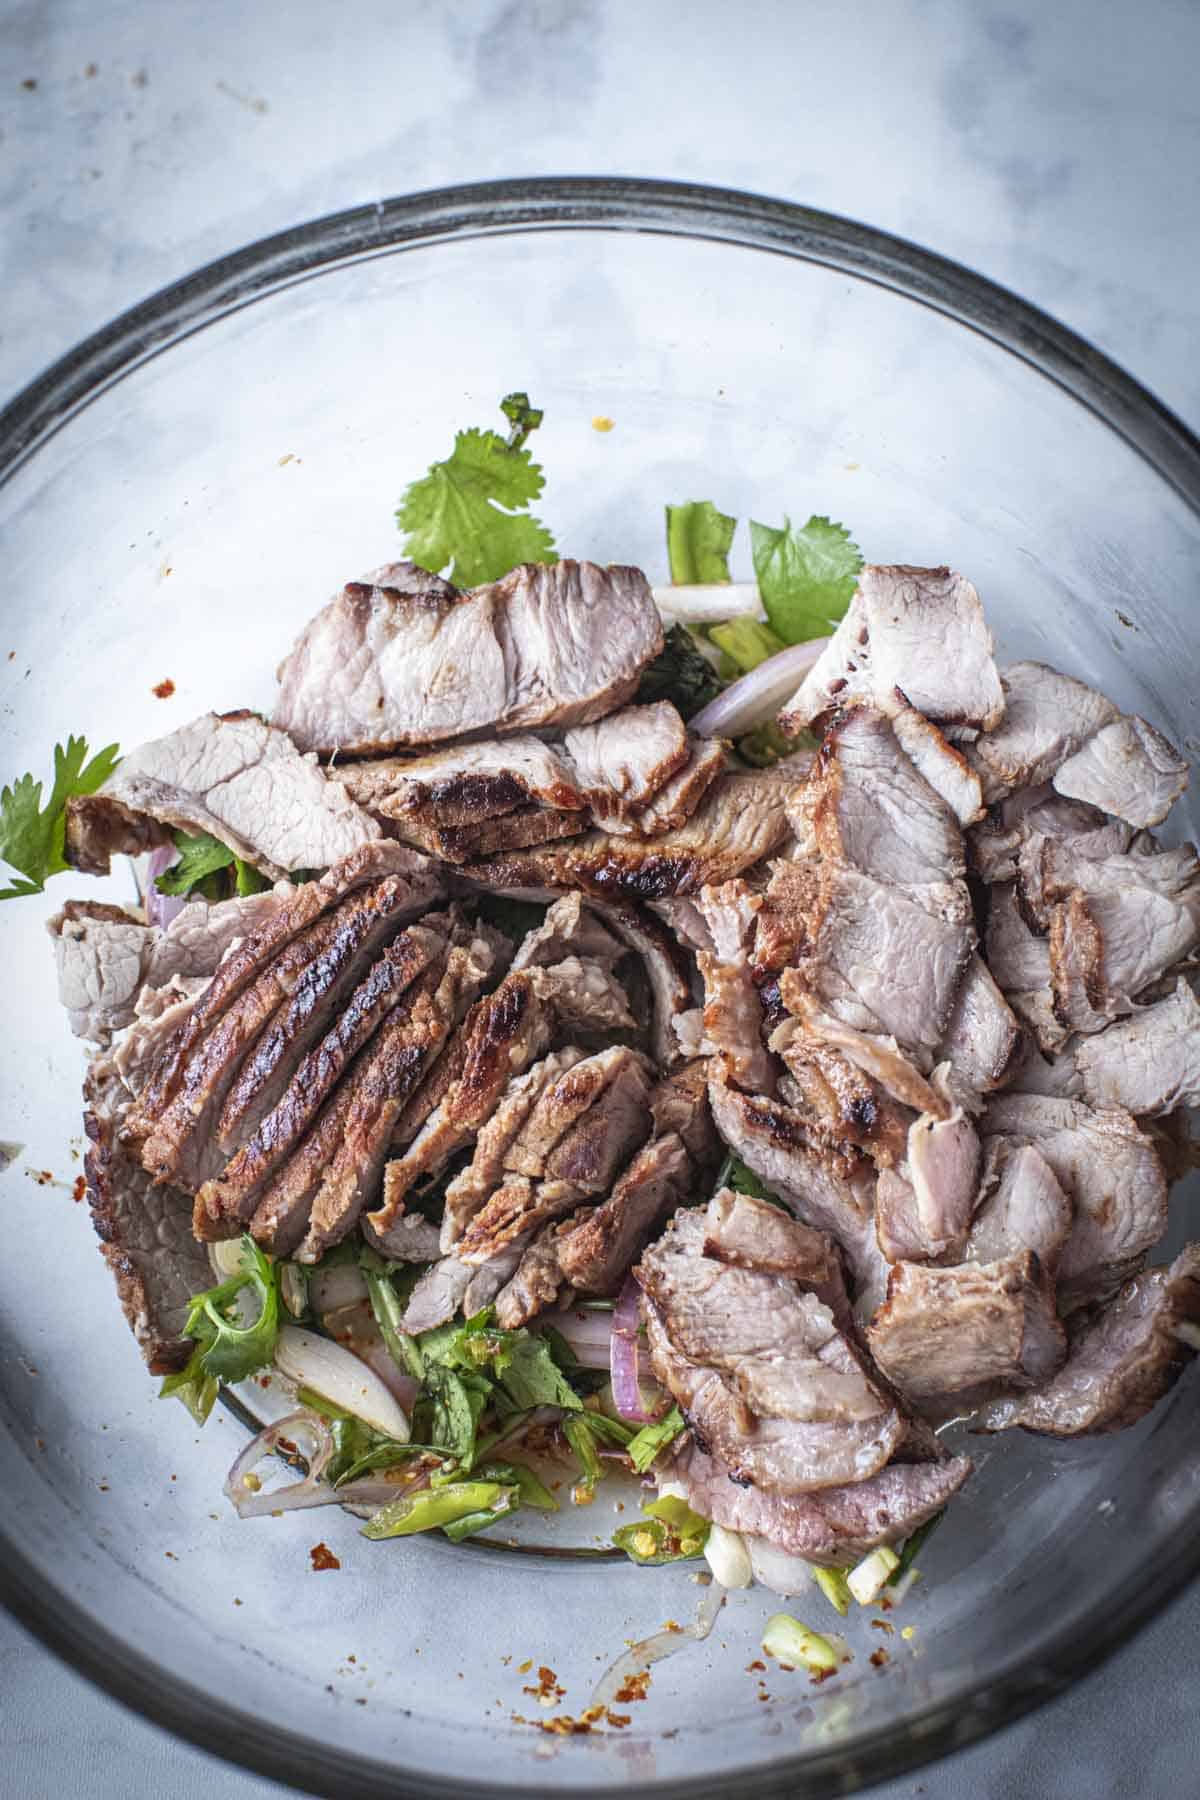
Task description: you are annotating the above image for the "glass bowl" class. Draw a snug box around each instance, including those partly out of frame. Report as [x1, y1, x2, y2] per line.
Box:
[1, 177, 1198, 1800]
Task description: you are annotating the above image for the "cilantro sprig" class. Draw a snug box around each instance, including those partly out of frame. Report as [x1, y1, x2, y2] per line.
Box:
[396, 391, 557, 587]
[0, 736, 120, 900]
[750, 514, 863, 643]
[160, 1235, 282, 1422]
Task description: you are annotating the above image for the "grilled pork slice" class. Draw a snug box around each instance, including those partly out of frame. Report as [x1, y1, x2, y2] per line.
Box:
[1073, 980, 1200, 1116]
[493, 1220, 572, 1328]
[981, 1094, 1169, 1309]
[48, 886, 288, 1044]
[965, 1141, 1073, 1270]
[332, 737, 585, 824]
[194, 925, 444, 1234]
[934, 955, 1024, 1108]
[774, 980, 945, 1117]
[778, 566, 1004, 737]
[1053, 714, 1189, 830]
[638, 1210, 904, 1493]
[602, 738, 726, 838]
[129, 842, 443, 1130]
[767, 1016, 913, 1170]
[791, 704, 965, 888]
[701, 1188, 849, 1318]
[65, 711, 380, 881]
[970, 786, 1134, 888]
[525, 959, 637, 1036]
[562, 702, 689, 820]
[460, 771, 794, 900]
[273, 559, 663, 755]
[665, 1439, 972, 1565]
[982, 1245, 1200, 1436]
[984, 883, 1069, 1055]
[968, 662, 1119, 803]
[649, 1060, 718, 1168]
[386, 804, 586, 865]
[498, 1046, 653, 1180]
[555, 1132, 693, 1294]
[84, 1060, 212, 1373]
[581, 897, 694, 1067]
[708, 1058, 887, 1317]
[880, 691, 985, 825]
[511, 893, 625, 970]
[874, 1109, 980, 1264]
[868, 1253, 1066, 1409]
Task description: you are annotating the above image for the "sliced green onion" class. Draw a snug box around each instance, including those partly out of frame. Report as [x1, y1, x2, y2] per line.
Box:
[359, 1247, 425, 1380]
[362, 1480, 514, 1539]
[762, 1613, 840, 1673]
[847, 1545, 901, 1605]
[812, 1564, 852, 1616]
[889, 1509, 945, 1585]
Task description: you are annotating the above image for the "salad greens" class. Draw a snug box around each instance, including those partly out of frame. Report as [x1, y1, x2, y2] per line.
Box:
[750, 514, 862, 644]
[635, 623, 724, 720]
[160, 1235, 282, 1422]
[665, 500, 736, 584]
[0, 735, 119, 900]
[613, 1493, 710, 1565]
[625, 1405, 687, 1474]
[153, 829, 271, 902]
[396, 391, 557, 587]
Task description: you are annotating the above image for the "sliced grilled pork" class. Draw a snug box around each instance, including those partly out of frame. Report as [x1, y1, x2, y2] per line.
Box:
[460, 770, 794, 900]
[129, 842, 442, 1130]
[332, 737, 584, 824]
[791, 705, 965, 888]
[194, 925, 444, 1234]
[970, 787, 1134, 889]
[778, 566, 1003, 736]
[386, 804, 587, 864]
[770, 861, 975, 1057]
[112, 978, 210, 1101]
[84, 1060, 212, 1373]
[982, 1245, 1200, 1436]
[767, 1015, 913, 1169]
[965, 1141, 1073, 1270]
[525, 959, 637, 1036]
[1053, 714, 1189, 829]
[493, 1220, 571, 1327]
[510, 893, 624, 970]
[273, 559, 663, 754]
[774, 982, 945, 1116]
[65, 711, 380, 881]
[934, 955, 1024, 1107]
[562, 702, 689, 820]
[638, 1211, 904, 1492]
[500, 1046, 654, 1179]
[984, 883, 1068, 1054]
[665, 1438, 972, 1564]
[603, 738, 727, 838]
[968, 662, 1119, 803]
[580, 897, 694, 1067]
[1073, 980, 1200, 1115]
[875, 1108, 980, 1264]
[555, 1132, 693, 1294]
[49, 885, 288, 1043]
[981, 1094, 1169, 1308]
[702, 1188, 848, 1320]
[439, 1048, 588, 1250]
[880, 692, 985, 824]
[868, 1253, 1066, 1408]
[648, 1059, 718, 1168]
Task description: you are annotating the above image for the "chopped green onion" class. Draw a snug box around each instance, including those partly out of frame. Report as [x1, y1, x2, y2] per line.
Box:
[761, 1613, 840, 1673]
[889, 1509, 945, 1585]
[359, 1247, 424, 1380]
[362, 1480, 515, 1539]
[847, 1545, 901, 1606]
[812, 1564, 853, 1616]
[625, 1405, 686, 1473]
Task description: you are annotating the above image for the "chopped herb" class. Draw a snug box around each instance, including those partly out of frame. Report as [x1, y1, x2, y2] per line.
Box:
[626, 1405, 686, 1474]
[168, 1235, 282, 1396]
[396, 391, 557, 587]
[359, 1246, 424, 1380]
[0, 735, 120, 900]
[635, 623, 724, 720]
[750, 514, 863, 645]
[665, 500, 736, 585]
[707, 615, 786, 677]
[762, 1612, 840, 1672]
[154, 830, 236, 897]
[889, 1510, 945, 1584]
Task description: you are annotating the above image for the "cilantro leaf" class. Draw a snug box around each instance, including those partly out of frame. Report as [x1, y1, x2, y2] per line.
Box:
[635, 623, 724, 720]
[714, 1150, 772, 1201]
[154, 830, 236, 897]
[396, 393, 557, 587]
[158, 1344, 219, 1425]
[750, 515, 863, 645]
[0, 735, 120, 900]
[176, 1235, 281, 1387]
[665, 500, 736, 584]
[234, 856, 271, 897]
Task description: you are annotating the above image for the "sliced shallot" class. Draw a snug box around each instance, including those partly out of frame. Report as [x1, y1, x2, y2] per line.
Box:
[690, 636, 830, 739]
[274, 1325, 411, 1441]
[144, 844, 186, 931]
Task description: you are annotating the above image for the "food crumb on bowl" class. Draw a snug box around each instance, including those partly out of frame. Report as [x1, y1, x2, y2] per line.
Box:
[591, 415, 615, 433]
[151, 678, 175, 699]
[310, 1542, 340, 1571]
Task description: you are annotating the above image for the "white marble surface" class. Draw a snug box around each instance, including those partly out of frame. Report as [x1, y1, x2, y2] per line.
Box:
[2, 0, 1199, 1795]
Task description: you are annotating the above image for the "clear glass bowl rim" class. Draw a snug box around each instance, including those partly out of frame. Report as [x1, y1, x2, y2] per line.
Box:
[2, 174, 1199, 1800]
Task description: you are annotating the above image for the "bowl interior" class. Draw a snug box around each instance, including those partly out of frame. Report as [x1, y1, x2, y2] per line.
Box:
[2, 190, 1199, 1799]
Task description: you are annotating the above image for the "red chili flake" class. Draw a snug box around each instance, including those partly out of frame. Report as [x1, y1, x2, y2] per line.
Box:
[871, 1618, 895, 1635]
[614, 1668, 651, 1704]
[605, 1711, 631, 1728]
[310, 1542, 340, 1571]
[746, 1659, 767, 1672]
[72, 1175, 87, 1202]
[869, 1648, 890, 1668]
[152, 678, 176, 699]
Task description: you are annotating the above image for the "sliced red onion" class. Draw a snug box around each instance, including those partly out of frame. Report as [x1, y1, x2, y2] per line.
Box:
[610, 1274, 658, 1423]
[144, 844, 186, 931]
[274, 1325, 411, 1440]
[652, 581, 762, 625]
[224, 1411, 419, 1519]
[689, 636, 831, 740]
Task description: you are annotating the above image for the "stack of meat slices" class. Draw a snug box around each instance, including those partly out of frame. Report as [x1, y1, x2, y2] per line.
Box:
[57, 555, 1200, 1575]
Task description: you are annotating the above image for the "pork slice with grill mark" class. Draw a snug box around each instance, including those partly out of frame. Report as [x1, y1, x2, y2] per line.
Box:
[194, 925, 444, 1235]
[273, 559, 663, 755]
[980, 1093, 1169, 1309]
[562, 702, 689, 820]
[49, 886, 290, 1045]
[649, 1059, 718, 1169]
[775, 978, 944, 1116]
[112, 978, 211, 1101]
[934, 955, 1024, 1109]
[1073, 980, 1200, 1116]
[968, 662, 1120, 804]
[638, 1211, 904, 1493]
[867, 1253, 1066, 1410]
[766, 1015, 913, 1169]
[970, 787, 1134, 889]
[706, 1060, 887, 1319]
[460, 770, 794, 901]
[331, 737, 584, 824]
[879, 691, 985, 824]
[493, 1219, 573, 1328]
[130, 842, 442, 1128]
[83, 1060, 212, 1373]
[791, 705, 965, 888]
[702, 1188, 849, 1324]
[982, 1245, 1200, 1436]
[778, 566, 1003, 737]
[439, 1048, 588, 1250]
[984, 883, 1069, 1055]
[675, 879, 771, 1091]
[602, 738, 727, 838]
[525, 959, 637, 1036]
[65, 711, 381, 881]
[500, 1046, 654, 1179]
[510, 893, 624, 970]
[965, 1141, 1073, 1270]
[555, 1132, 694, 1295]
[578, 896, 694, 1067]
[1052, 715, 1189, 830]
[384, 804, 588, 864]
[664, 1438, 973, 1565]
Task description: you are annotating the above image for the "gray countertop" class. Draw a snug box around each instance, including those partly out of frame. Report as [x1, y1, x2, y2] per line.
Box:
[2, 1, 1199, 1794]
